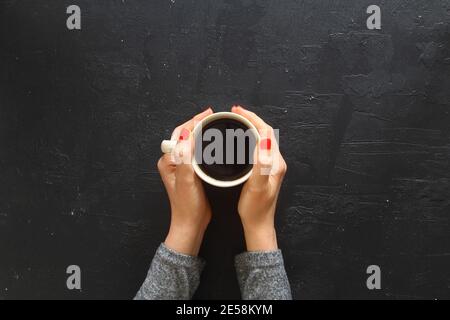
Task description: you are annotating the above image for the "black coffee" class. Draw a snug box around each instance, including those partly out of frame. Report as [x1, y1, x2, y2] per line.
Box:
[196, 118, 256, 181]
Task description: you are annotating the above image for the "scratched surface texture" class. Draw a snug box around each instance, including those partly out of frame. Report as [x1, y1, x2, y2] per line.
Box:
[0, 0, 449, 299]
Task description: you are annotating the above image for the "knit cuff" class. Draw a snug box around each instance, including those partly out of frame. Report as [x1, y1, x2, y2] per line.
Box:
[157, 243, 206, 270]
[235, 250, 285, 269]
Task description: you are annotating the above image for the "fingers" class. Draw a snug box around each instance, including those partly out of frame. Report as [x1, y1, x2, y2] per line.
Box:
[232, 105, 287, 184]
[174, 128, 196, 187]
[157, 153, 176, 189]
[231, 105, 268, 131]
[171, 107, 213, 140]
[191, 107, 213, 127]
[158, 153, 175, 171]
[161, 107, 213, 190]
[171, 107, 213, 184]
[247, 126, 278, 187]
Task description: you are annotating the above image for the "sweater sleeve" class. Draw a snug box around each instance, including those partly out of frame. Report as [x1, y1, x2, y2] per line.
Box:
[134, 243, 205, 300]
[235, 250, 292, 300]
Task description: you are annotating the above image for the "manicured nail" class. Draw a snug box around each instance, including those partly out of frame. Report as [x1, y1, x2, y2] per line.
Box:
[179, 128, 190, 141]
[260, 138, 271, 151]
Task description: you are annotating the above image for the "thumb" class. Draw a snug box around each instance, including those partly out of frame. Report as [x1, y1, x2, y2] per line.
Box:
[175, 128, 196, 186]
[247, 135, 273, 188]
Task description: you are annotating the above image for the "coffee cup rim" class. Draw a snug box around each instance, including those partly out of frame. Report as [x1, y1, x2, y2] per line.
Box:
[192, 112, 260, 188]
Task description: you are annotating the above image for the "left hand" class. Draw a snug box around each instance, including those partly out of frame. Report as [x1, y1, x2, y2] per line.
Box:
[158, 108, 213, 256]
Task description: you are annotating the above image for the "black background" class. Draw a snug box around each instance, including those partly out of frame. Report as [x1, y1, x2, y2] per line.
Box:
[0, 0, 449, 299]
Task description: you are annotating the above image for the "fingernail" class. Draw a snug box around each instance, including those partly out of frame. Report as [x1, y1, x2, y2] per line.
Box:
[260, 138, 271, 151]
[179, 128, 190, 141]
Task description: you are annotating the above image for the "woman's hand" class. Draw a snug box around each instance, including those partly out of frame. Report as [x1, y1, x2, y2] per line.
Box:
[158, 108, 213, 256]
[231, 106, 287, 252]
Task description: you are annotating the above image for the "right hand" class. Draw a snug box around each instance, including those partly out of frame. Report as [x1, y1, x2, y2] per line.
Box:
[231, 106, 288, 252]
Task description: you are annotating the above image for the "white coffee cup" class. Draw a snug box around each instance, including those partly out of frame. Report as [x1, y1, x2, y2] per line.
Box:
[161, 112, 260, 188]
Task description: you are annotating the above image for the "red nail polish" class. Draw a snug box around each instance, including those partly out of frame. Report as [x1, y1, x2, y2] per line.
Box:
[179, 128, 190, 141]
[260, 138, 271, 150]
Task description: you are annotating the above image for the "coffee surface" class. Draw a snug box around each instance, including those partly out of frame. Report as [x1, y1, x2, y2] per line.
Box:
[197, 118, 256, 182]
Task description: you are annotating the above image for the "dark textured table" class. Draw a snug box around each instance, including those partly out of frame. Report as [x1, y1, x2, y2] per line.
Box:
[0, 0, 449, 299]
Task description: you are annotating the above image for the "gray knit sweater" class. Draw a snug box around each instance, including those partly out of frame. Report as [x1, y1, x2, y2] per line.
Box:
[135, 243, 292, 300]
